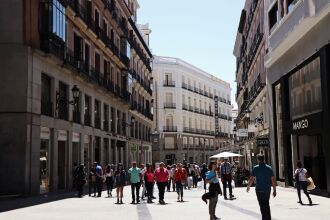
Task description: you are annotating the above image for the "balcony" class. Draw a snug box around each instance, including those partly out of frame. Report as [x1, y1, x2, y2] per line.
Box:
[163, 80, 176, 87]
[267, 0, 330, 66]
[182, 83, 188, 89]
[40, 34, 131, 105]
[164, 102, 176, 109]
[163, 126, 177, 132]
[41, 101, 53, 117]
[84, 114, 91, 126]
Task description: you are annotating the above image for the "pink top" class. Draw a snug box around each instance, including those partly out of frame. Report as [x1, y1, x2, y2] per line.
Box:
[154, 168, 169, 183]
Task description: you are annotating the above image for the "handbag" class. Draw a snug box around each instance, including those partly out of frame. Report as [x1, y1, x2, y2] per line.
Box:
[307, 177, 316, 191]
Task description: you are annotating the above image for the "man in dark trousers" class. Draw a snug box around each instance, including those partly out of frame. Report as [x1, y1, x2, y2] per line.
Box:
[220, 158, 234, 200]
[247, 154, 277, 220]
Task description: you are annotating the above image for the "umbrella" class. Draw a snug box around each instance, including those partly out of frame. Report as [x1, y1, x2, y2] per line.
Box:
[210, 152, 243, 158]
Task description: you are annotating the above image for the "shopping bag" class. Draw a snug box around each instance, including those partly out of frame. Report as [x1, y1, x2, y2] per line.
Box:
[231, 180, 235, 189]
[307, 177, 316, 191]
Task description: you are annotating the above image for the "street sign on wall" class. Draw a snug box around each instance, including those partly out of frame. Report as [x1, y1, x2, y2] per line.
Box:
[238, 129, 248, 137]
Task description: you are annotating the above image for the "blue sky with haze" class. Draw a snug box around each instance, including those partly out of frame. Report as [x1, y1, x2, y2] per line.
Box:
[137, 0, 245, 108]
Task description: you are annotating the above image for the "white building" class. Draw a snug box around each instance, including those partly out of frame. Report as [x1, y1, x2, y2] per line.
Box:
[152, 56, 232, 164]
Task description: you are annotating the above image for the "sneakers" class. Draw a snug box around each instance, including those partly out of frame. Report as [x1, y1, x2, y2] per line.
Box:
[177, 195, 180, 202]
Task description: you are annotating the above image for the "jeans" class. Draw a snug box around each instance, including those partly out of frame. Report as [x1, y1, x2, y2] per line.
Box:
[167, 177, 175, 191]
[96, 177, 103, 197]
[222, 176, 233, 198]
[131, 182, 141, 202]
[297, 181, 312, 203]
[157, 182, 167, 201]
[89, 181, 96, 196]
[145, 182, 154, 201]
[256, 191, 271, 220]
[106, 177, 113, 195]
[209, 195, 218, 218]
[176, 182, 184, 198]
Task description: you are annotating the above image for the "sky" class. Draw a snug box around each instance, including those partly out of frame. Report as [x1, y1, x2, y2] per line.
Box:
[137, 0, 245, 108]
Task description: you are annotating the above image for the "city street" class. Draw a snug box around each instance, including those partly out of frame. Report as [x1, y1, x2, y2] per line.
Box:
[1, 185, 329, 220]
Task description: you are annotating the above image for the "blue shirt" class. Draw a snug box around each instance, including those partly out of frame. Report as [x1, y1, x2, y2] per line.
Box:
[128, 167, 141, 183]
[206, 170, 219, 184]
[251, 163, 274, 192]
[220, 162, 232, 179]
[95, 165, 103, 176]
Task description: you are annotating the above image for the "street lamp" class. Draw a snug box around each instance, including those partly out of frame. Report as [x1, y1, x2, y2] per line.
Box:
[56, 85, 80, 110]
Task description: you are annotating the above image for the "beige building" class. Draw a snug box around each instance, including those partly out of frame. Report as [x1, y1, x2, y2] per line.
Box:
[152, 56, 232, 165]
[233, 0, 270, 170]
[0, 0, 152, 196]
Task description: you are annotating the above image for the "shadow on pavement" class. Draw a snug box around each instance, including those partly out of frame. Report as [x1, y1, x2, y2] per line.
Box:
[0, 190, 80, 213]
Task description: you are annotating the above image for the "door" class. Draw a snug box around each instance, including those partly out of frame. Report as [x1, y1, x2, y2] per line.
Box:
[40, 139, 50, 194]
[291, 135, 327, 190]
[58, 141, 66, 190]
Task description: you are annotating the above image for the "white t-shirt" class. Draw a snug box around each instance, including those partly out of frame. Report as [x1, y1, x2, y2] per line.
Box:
[295, 168, 307, 181]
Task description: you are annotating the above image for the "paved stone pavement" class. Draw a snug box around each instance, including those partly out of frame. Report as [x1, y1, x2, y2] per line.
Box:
[0, 184, 330, 220]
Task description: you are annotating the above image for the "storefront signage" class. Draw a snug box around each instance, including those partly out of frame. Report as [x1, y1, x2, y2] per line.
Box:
[142, 145, 150, 151]
[40, 127, 50, 140]
[292, 119, 309, 131]
[58, 130, 67, 141]
[84, 135, 90, 144]
[72, 132, 80, 143]
[257, 138, 269, 147]
[214, 96, 219, 136]
[238, 129, 248, 137]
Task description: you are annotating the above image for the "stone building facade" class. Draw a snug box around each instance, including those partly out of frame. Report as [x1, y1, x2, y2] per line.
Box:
[0, 0, 152, 196]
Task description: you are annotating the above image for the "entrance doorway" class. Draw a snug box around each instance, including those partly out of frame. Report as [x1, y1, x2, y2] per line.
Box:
[40, 139, 49, 194]
[58, 141, 66, 190]
[291, 135, 327, 190]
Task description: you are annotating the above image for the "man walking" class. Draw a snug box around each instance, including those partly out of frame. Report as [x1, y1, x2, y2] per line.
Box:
[154, 162, 169, 204]
[247, 154, 277, 220]
[128, 162, 142, 204]
[220, 158, 234, 200]
[95, 162, 103, 197]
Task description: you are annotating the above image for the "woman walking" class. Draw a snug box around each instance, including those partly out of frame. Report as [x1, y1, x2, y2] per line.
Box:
[174, 163, 187, 202]
[144, 163, 155, 203]
[205, 161, 222, 220]
[105, 164, 114, 197]
[114, 163, 127, 204]
[295, 161, 312, 205]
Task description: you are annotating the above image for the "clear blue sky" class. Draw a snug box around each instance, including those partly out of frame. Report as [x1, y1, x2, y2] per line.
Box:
[137, 0, 245, 108]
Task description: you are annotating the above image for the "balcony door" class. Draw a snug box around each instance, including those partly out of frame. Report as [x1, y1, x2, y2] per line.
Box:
[74, 33, 83, 61]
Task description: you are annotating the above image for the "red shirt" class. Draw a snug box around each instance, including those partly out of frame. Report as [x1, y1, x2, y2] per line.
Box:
[174, 168, 187, 182]
[154, 168, 169, 183]
[145, 171, 154, 183]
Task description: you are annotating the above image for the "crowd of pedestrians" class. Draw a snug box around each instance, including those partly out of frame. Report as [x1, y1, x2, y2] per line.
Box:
[72, 154, 315, 220]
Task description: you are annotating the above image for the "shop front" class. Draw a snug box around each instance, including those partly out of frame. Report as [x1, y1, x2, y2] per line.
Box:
[40, 127, 51, 194]
[273, 48, 330, 195]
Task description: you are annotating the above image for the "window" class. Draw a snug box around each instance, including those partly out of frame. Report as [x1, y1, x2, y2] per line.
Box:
[289, 57, 322, 119]
[287, 0, 300, 13]
[269, 2, 278, 32]
[275, 83, 285, 179]
[95, 52, 101, 73]
[84, 43, 90, 67]
[58, 81, 68, 120]
[41, 74, 52, 116]
[74, 33, 83, 61]
[52, 0, 66, 40]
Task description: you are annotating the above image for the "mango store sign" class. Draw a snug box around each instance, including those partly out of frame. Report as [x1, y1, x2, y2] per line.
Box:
[292, 119, 309, 131]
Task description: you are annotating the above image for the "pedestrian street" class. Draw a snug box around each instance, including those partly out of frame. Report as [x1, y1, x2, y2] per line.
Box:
[1, 185, 329, 220]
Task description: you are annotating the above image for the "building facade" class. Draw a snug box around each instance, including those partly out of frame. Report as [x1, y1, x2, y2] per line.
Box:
[233, 0, 270, 171]
[0, 0, 153, 196]
[152, 56, 232, 165]
[264, 0, 330, 195]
